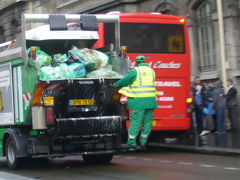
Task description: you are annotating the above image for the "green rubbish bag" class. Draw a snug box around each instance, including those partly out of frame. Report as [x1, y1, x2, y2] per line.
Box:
[86, 68, 122, 78]
[68, 63, 86, 78]
[27, 46, 52, 67]
[52, 54, 68, 66]
[40, 66, 65, 80]
[40, 63, 86, 80]
[68, 48, 109, 71]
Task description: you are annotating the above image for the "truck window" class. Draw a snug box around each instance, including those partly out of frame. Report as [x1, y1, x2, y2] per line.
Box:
[104, 23, 185, 54]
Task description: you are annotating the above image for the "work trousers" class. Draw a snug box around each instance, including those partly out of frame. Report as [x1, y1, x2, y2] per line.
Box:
[128, 109, 154, 146]
[227, 107, 238, 129]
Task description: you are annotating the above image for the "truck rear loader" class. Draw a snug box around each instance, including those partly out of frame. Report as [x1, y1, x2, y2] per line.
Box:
[0, 14, 127, 169]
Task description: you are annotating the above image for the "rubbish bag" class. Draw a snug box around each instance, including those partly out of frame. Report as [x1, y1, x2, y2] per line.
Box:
[40, 63, 86, 80]
[59, 63, 70, 78]
[40, 66, 53, 80]
[40, 66, 64, 80]
[68, 48, 109, 71]
[52, 54, 68, 66]
[27, 47, 52, 67]
[86, 68, 122, 78]
[94, 50, 109, 68]
[68, 63, 86, 78]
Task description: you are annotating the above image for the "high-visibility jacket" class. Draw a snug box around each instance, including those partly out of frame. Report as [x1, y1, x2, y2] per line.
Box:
[119, 66, 157, 98]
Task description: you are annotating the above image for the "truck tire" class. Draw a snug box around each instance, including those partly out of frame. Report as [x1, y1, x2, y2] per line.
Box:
[5, 137, 26, 169]
[82, 154, 113, 164]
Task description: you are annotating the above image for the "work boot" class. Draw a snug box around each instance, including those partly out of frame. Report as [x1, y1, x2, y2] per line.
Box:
[139, 144, 147, 151]
[121, 144, 138, 151]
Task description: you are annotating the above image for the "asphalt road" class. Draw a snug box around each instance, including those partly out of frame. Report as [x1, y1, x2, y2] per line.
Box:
[0, 150, 240, 180]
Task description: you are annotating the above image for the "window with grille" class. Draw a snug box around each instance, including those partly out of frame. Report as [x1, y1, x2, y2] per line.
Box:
[197, 2, 216, 72]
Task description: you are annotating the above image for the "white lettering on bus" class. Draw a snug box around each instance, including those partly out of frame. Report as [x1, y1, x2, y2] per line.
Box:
[158, 91, 164, 96]
[155, 81, 181, 87]
[158, 105, 173, 109]
[158, 97, 175, 102]
[149, 61, 181, 69]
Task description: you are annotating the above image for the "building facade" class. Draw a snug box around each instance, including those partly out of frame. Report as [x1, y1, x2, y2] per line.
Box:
[1, 0, 240, 101]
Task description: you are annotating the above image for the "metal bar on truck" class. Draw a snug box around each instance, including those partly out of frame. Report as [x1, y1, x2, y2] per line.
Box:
[23, 14, 119, 23]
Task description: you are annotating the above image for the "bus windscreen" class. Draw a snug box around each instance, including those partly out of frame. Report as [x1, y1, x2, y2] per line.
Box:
[105, 23, 185, 54]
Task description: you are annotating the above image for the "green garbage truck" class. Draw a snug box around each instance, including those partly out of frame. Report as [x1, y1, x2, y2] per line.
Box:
[0, 14, 127, 169]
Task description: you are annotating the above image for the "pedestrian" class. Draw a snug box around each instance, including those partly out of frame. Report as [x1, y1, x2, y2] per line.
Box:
[226, 79, 238, 130]
[206, 82, 217, 133]
[213, 81, 226, 134]
[191, 76, 202, 95]
[194, 84, 209, 136]
[114, 55, 158, 150]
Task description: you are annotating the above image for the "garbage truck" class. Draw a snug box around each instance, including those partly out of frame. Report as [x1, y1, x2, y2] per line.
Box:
[0, 14, 128, 169]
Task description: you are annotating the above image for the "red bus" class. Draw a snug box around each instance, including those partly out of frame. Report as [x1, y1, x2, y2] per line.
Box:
[94, 13, 192, 136]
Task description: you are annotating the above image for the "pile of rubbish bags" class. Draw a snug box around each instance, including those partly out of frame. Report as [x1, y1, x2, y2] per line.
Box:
[28, 47, 123, 80]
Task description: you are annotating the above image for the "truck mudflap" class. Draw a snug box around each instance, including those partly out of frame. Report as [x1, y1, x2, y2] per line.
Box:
[56, 116, 122, 136]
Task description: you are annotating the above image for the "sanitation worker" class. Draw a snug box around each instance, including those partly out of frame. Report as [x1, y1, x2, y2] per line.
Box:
[114, 55, 158, 150]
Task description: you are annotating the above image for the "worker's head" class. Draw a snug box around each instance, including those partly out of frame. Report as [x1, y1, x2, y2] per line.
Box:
[135, 56, 146, 64]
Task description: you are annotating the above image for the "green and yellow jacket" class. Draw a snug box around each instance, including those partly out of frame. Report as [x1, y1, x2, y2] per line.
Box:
[114, 63, 158, 109]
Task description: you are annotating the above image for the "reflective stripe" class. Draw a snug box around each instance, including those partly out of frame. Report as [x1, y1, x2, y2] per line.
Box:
[141, 134, 148, 138]
[136, 67, 143, 85]
[129, 135, 136, 139]
[150, 69, 155, 82]
[121, 89, 156, 94]
[131, 85, 155, 88]
[119, 66, 157, 98]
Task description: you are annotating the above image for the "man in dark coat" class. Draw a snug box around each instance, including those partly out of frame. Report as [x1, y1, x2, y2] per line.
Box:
[226, 79, 238, 130]
[213, 81, 226, 134]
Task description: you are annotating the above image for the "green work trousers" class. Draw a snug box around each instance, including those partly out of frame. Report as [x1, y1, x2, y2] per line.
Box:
[127, 109, 154, 146]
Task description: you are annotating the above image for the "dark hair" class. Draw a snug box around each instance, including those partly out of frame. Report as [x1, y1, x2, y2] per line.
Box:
[194, 76, 200, 80]
[227, 79, 233, 84]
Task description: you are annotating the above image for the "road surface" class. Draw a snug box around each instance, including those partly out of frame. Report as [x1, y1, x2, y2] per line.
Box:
[0, 149, 239, 180]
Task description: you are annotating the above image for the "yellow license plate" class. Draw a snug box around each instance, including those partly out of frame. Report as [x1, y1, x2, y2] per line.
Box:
[70, 99, 94, 106]
[43, 96, 54, 106]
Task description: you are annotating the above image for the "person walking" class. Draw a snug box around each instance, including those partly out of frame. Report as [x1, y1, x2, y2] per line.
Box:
[114, 55, 158, 150]
[226, 79, 238, 130]
[213, 81, 226, 134]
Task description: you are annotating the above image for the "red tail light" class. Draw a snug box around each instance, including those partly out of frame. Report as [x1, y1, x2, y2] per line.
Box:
[112, 89, 121, 103]
[46, 107, 54, 123]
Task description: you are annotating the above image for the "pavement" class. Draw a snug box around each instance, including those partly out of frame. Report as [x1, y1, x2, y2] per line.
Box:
[149, 125, 240, 156]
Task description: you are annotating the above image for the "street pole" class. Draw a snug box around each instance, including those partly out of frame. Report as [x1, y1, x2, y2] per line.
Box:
[216, 0, 227, 91]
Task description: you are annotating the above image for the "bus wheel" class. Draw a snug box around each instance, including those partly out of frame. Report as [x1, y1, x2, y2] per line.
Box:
[82, 154, 113, 164]
[5, 137, 24, 169]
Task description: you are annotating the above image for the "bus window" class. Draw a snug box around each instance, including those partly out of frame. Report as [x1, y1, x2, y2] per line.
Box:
[104, 23, 185, 54]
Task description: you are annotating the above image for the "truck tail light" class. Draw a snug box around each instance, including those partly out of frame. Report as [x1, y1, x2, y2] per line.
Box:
[112, 89, 121, 103]
[46, 107, 54, 124]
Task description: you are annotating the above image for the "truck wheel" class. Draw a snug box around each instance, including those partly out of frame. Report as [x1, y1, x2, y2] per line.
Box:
[5, 137, 23, 169]
[82, 154, 113, 164]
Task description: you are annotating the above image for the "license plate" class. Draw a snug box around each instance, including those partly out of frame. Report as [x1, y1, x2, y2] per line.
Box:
[70, 99, 94, 106]
[43, 96, 54, 106]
